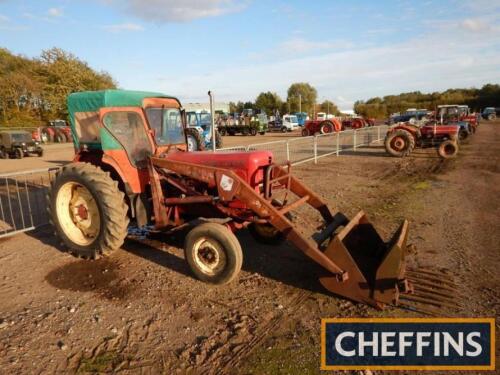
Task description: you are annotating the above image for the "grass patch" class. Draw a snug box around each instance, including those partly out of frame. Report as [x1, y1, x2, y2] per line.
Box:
[413, 180, 431, 190]
[78, 351, 124, 373]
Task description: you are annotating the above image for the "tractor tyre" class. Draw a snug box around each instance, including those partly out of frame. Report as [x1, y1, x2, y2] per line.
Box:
[320, 121, 334, 134]
[248, 223, 285, 245]
[55, 130, 66, 143]
[214, 129, 223, 149]
[219, 127, 227, 136]
[48, 162, 129, 259]
[384, 129, 415, 157]
[259, 131, 266, 135]
[250, 127, 257, 136]
[242, 127, 250, 136]
[301, 128, 310, 137]
[281, 127, 288, 133]
[15, 148, 23, 159]
[184, 223, 243, 285]
[37, 149, 44, 157]
[42, 128, 54, 143]
[185, 128, 205, 152]
[459, 129, 469, 142]
[0, 147, 7, 159]
[437, 140, 458, 159]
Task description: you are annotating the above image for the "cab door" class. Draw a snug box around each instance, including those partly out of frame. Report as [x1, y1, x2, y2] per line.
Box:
[99, 107, 154, 193]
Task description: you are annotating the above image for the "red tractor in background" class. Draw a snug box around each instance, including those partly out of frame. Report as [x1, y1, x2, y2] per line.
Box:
[301, 117, 342, 136]
[385, 121, 460, 159]
[40, 119, 72, 143]
[341, 117, 375, 129]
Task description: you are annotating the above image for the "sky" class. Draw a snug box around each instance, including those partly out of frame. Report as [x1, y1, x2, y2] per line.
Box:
[0, 0, 499, 110]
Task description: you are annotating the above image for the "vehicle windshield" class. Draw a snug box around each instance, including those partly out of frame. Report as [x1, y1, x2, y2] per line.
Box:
[288, 115, 298, 123]
[11, 133, 32, 143]
[145, 107, 184, 145]
[199, 113, 211, 127]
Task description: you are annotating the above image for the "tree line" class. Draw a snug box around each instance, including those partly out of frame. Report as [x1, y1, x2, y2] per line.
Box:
[0, 47, 115, 126]
[229, 82, 341, 116]
[354, 85, 500, 119]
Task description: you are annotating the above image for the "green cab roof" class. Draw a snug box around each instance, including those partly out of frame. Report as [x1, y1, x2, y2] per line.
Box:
[67, 89, 180, 116]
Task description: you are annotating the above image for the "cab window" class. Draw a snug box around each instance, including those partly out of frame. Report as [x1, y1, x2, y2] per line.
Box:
[102, 111, 152, 167]
[145, 107, 185, 145]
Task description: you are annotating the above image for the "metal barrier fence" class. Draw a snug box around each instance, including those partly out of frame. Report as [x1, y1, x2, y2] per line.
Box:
[0, 168, 58, 239]
[217, 125, 388, 165]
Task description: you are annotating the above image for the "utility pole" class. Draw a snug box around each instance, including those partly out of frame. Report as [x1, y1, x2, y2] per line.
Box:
[208, 90, 216, 152]
[298, 94, 302, 113]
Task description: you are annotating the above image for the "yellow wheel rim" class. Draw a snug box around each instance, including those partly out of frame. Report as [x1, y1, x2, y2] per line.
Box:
[192, 237, 226, 276]
[56, 182, 101, 246]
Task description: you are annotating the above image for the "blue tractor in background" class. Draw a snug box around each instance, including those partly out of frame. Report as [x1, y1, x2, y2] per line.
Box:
[186, 111, 223, 151]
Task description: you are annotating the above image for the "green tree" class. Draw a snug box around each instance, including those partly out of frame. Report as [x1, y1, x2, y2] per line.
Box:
[255, 91, 282, 115]
[286, 82, 317, 114]
[319, 100, 340, 115]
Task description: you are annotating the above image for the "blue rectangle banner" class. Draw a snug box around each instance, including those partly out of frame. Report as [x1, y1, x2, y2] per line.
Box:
[321, 318, 495, 370]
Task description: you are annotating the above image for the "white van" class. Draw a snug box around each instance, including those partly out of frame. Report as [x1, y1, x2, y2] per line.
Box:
[282, 114, 299, 132]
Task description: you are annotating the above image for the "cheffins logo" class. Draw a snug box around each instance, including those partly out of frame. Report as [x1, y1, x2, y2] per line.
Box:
[321, 318, 495, 370]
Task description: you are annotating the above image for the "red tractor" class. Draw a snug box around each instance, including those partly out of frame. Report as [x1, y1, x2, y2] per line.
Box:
[436, 105, 479, 137]
[46, 89, 454, 310]
[385, 122, 460, 159]
[341, 117, 375, 129]
[301, 117, 342, 136]
[41, 119, 72, 143]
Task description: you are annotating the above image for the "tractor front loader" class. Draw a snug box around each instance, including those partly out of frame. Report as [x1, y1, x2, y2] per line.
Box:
[49, 90, 457, 312]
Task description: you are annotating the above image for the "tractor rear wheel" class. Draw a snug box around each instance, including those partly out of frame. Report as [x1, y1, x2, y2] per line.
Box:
[214, 129, 223, 148]
[185, 128, 205, 152]
[437, 140, 458, 159]
[459, 129, 469, 142]
[320, 121, 334, 134]
[15, 148, 23, 159]
[248, 223, 285, 245]
[42, 128, 54, 143]
[384, 129, 415, 157]
[219, 127, 226, 136]
[250, 127, 257, 136]
[184, 223, 243, 284]
[48, 162, 129, 259]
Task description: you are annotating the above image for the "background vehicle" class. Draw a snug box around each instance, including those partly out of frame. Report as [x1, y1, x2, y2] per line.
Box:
[387, 109, 429, 124]
[437, 105, 478, 140]
[481, 107, 499, 120]
[267, 114, 299, 133]
[293, 112, 309, 126]
[48, 89, 430, 310]
[302, 117, 342, 136]
[0, 130, 43, 158]
[41, 119, 72, 143]
[217, 112, 267, 136]
[185, 111, 222, 151]
[385, 122, 459, 159]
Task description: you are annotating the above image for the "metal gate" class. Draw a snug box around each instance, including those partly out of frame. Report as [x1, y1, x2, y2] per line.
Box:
[0, 168, 58, 239]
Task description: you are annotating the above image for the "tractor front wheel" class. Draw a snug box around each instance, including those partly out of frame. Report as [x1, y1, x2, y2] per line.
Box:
[185, 223, 243, 284]
[48, 162, 129, 259]
[437, 140, 458, 159]
[384, 129, 415, 157]
[301, 128, 310, 137]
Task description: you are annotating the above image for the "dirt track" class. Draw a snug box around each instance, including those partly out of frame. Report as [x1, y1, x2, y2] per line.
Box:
[0, 122, 498, 374]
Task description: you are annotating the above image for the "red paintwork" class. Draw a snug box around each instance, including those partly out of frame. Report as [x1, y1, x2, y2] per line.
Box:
[303, 118, 342, 136]
[164, 150, 272, 187]
[420, 124, 459, 136]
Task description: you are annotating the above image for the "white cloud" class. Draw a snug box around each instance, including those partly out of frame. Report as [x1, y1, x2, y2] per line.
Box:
[461, 18, 491, 32]
[0, 14, 9, 22]
[108, 0, 247, 23]
[102, 23, 144, 32]
[47, 7, 64, 17]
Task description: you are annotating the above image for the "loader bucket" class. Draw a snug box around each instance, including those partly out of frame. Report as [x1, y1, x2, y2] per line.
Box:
[319, 211, 409, 309]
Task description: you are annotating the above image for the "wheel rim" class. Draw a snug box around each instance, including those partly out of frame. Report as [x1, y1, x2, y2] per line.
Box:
[56, 182, 101, 246]
[187, 135, 197, 152]
[192, 237, 226, 276]
[391, 136, 406, 151]
[443, 144, 455, 155]
[321, 125, 332, 134]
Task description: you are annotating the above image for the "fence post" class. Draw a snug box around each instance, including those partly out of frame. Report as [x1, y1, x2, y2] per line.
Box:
[336, 132, 340, 156]
[286, 140, 290, 162]
[377, 125, 381, 142]
[313, 136, 317, 164]
[353, 130, 357, 151]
